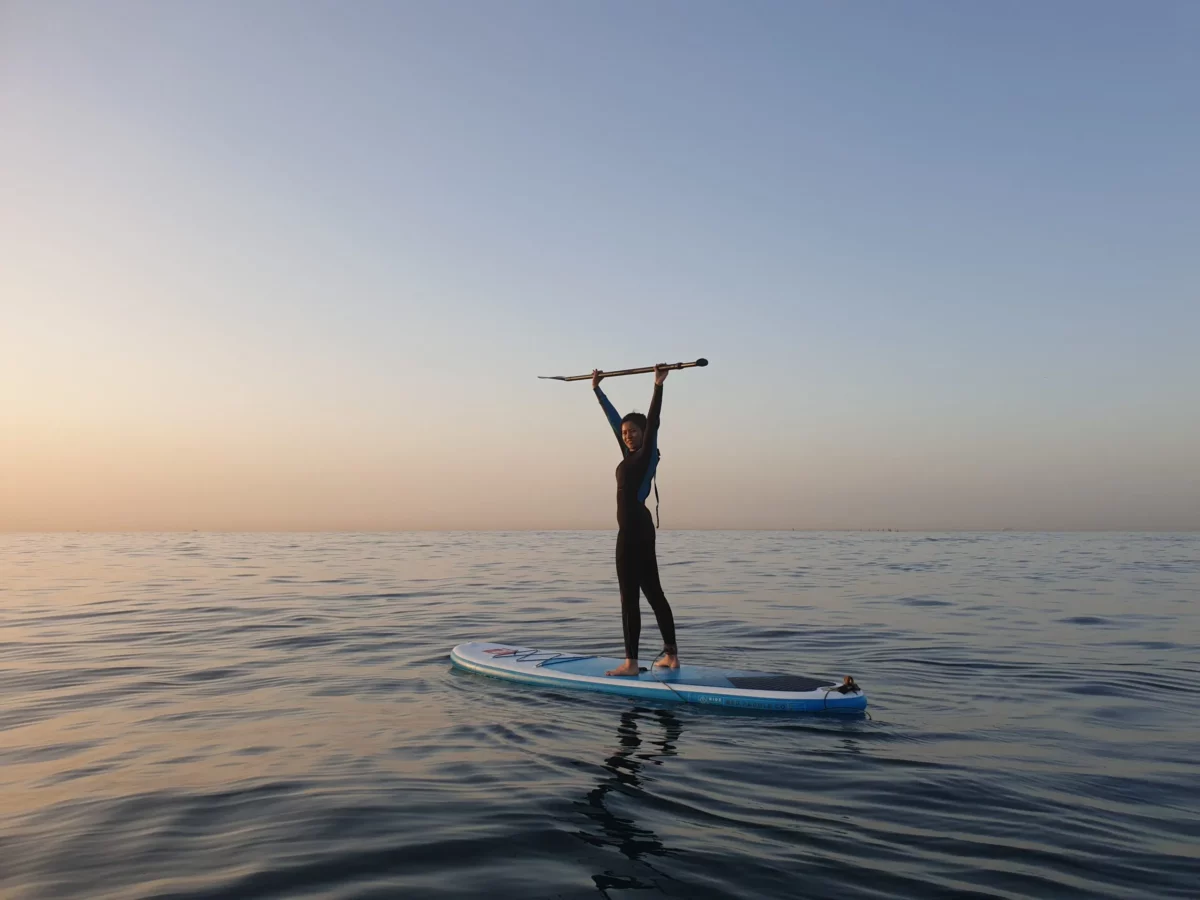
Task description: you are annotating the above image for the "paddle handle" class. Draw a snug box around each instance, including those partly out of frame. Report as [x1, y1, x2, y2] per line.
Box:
[540, 358, 709, 382]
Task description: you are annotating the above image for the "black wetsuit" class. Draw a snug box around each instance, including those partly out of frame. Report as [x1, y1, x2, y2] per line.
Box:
[595, 382, 677, 661]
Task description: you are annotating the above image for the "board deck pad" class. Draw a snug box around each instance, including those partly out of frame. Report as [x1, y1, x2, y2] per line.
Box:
[727, 674, 830, 692]
[450, 641, 866, 713]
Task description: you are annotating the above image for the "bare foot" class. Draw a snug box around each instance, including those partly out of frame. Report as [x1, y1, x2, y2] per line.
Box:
[605, 659, 640, 677]
[654, 653, 680, 669]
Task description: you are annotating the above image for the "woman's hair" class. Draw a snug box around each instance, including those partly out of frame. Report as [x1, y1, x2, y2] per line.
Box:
[621, 412, 647, 431]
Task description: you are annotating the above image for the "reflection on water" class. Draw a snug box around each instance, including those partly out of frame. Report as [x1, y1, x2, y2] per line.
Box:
[0, 531, 1196, 899]
[577, 708, 684, 894]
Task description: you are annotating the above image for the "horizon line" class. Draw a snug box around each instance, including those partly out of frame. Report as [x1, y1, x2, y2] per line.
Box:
[3, 528, 1197, 535]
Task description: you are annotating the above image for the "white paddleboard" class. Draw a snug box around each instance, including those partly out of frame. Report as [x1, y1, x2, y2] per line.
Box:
[451, 641, 866, 713]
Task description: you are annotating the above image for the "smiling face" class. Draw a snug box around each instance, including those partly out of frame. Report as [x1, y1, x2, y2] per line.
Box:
[621, 420, 644, 453]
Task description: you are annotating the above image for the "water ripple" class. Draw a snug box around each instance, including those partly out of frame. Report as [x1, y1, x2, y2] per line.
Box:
[0, 531, 1197, 899]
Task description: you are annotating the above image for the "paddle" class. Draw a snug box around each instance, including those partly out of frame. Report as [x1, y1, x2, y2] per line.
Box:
[538, 358, 709, 382]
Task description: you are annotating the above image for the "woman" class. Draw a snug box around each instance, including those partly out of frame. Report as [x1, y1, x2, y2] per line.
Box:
[592, 364, 679, 676]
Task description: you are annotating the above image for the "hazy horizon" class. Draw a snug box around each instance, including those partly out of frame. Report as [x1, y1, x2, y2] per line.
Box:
[3, 1, 1197, 532]
[4, 528, 1197, 537]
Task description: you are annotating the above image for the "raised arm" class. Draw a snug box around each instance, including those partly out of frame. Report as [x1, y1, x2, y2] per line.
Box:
[592, 369, 625, 452]
[641, 381, 663, 453]
[628, 368, 666, 467]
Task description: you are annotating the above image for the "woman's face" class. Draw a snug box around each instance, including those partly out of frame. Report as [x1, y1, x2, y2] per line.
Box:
[621, 421, 644, 452]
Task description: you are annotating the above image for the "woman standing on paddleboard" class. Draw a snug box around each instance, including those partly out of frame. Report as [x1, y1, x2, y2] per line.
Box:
[592, 364, 679, 676]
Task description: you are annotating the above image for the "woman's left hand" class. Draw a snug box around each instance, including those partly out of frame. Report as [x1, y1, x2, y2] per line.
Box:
[654, 364, 669, 385]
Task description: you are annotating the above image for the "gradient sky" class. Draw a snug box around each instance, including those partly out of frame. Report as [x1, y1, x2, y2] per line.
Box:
[2, 1, 1197, 531]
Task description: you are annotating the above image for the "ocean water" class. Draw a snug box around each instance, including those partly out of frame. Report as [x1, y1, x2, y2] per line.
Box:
[0, 531, 1196, 900]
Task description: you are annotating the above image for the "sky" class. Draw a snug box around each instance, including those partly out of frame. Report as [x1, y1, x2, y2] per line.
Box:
[1, 0, 1197, 531]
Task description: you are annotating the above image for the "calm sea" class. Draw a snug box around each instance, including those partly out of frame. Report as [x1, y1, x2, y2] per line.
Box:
[1, 532, 1196, 899]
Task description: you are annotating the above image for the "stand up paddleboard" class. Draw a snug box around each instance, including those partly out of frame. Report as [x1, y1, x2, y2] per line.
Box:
[450, 642, 866, 713]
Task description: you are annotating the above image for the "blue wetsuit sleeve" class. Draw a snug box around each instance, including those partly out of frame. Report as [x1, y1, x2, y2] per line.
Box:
[595, 386, 625, 453]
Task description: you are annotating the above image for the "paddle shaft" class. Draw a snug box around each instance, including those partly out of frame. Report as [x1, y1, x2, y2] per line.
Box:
[540, 358, 708, 382]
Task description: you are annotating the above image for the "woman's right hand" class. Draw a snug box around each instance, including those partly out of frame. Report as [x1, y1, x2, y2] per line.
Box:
[591, 369, 604, 389]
